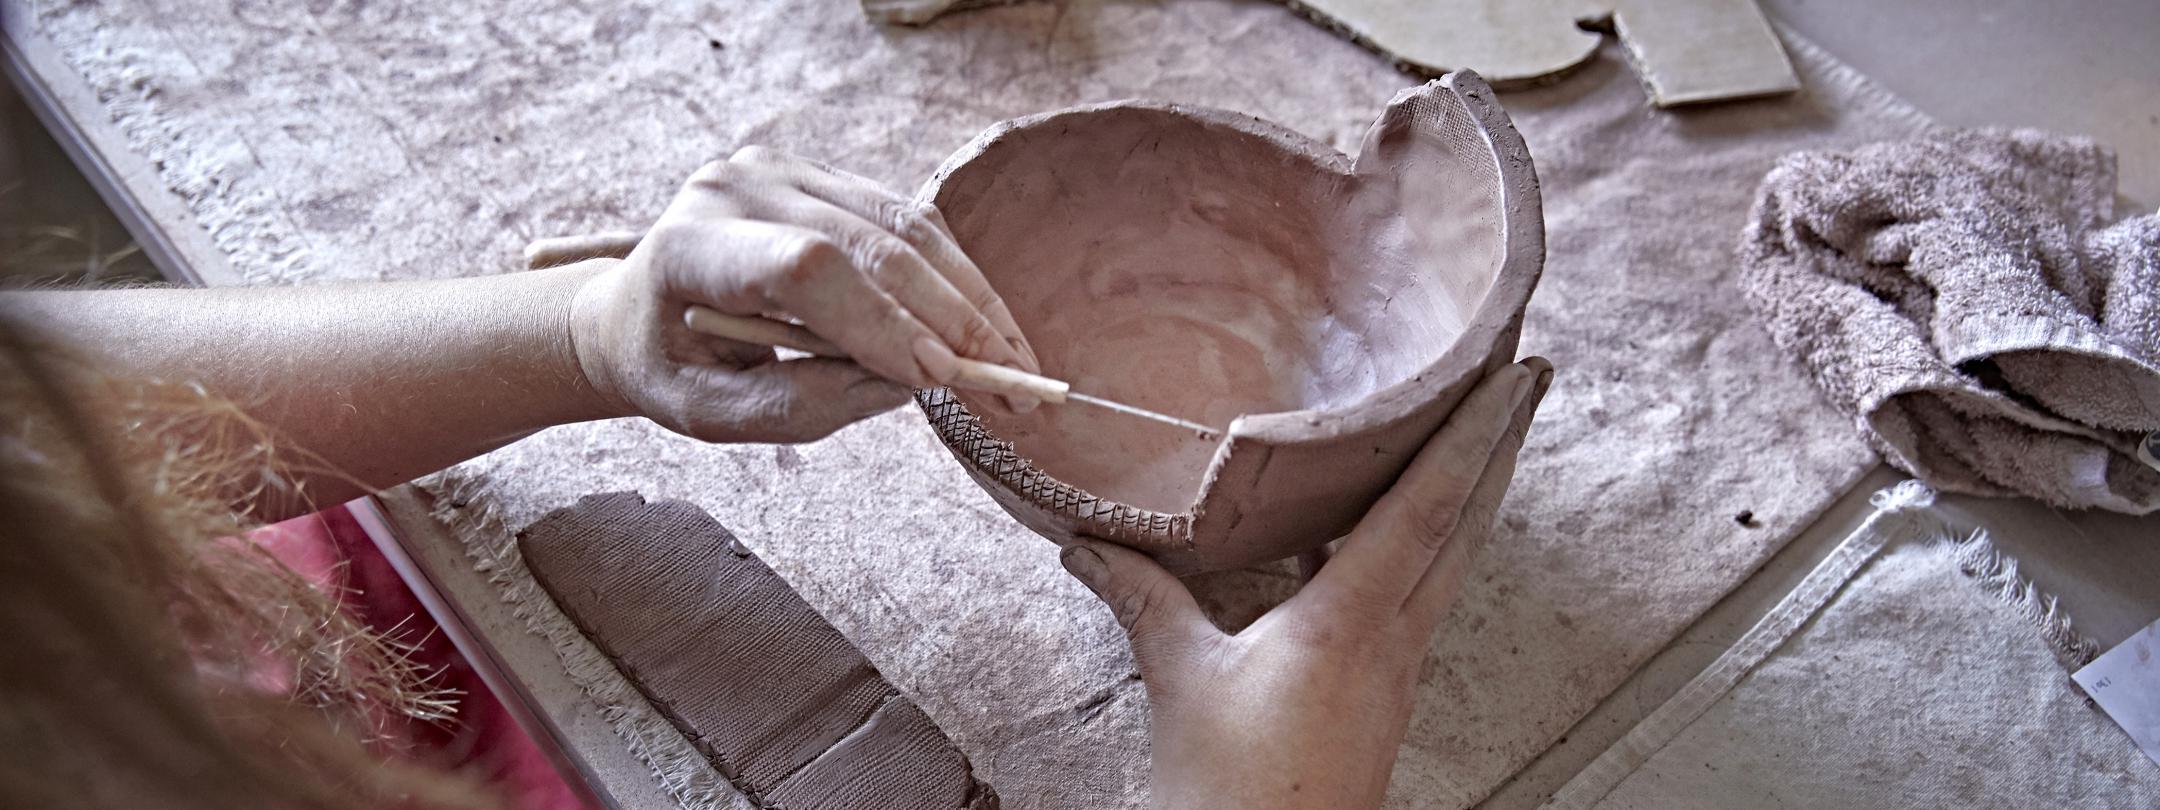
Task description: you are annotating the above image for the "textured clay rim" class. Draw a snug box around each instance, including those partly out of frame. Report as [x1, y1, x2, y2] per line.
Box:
[914, 71, 1541, 554]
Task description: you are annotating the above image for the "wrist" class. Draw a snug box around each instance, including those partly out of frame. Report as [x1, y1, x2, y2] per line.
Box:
[553, 260, 638, 421]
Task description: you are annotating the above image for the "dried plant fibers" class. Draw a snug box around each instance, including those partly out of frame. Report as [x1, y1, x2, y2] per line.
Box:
[0, 330, 486, 809]
[919, 74, 1542, 572]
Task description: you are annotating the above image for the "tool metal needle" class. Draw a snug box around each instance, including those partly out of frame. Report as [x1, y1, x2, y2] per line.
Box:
[1067, 391, 1222, 440]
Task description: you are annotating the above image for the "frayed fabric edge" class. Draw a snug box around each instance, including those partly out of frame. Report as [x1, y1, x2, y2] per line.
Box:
[1939, 529, 2103, 671]
[416, 469, 740, 810]
[28, 4, 316, 284]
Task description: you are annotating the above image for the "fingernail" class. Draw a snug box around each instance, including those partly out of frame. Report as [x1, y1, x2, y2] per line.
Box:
[847, 378, 909, 415]
[1510, 368, 1534, 405]
[1060, 545, 1108, 595]
[1007, 391, 1041, 413]
[912, 337, 961, 386]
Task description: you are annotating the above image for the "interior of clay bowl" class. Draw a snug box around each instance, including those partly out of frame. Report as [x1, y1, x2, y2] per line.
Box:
[931, 101, 1503, 517]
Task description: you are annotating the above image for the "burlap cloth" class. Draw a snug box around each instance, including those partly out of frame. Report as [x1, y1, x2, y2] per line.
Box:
[33, 1, 1933, 805]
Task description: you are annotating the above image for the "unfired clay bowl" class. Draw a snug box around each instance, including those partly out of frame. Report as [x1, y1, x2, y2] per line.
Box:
[916, 72, 1543, 573]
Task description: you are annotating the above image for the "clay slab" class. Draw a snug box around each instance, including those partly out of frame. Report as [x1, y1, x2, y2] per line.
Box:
[518, 493, 995, 809]
[1611, 0, 1801, 106]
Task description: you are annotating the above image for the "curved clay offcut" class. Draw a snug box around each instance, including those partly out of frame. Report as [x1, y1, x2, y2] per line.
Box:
[917, 72, 1544, 573]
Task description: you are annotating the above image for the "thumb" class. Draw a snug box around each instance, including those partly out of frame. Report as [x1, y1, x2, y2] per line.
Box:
[682, 357, 909, 443]
[1061, 541, 1214, 670]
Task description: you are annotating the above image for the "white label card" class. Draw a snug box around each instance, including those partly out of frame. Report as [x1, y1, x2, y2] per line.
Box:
[2076, 615, 2160, 768]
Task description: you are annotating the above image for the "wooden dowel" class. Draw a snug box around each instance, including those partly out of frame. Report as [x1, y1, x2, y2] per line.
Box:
[681, 305, 1070, 403]
[683, 305, 845, 357]
[524, 231, 645, 269]
[948, 357, 1071, 404]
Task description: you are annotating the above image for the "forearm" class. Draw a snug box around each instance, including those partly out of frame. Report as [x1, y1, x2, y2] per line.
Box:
[0, 264, 623, 518]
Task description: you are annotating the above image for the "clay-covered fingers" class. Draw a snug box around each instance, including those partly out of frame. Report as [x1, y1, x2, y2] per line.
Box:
[647, 216, 954, 389]
[906, 206, 1041, 372]
[676, 357, 911, 443]
[1402, 362, 1551, 632]
[1314, 360, 1543, 610]
[726, 147, 1042, 380]
[794, 207, 1039, 403]
[1060, 540, 1220, 672]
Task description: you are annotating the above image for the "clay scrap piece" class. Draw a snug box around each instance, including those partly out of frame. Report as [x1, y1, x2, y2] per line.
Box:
[1610, 0, 1801, 106]
[861, 0, 1013, 26]
[864, 0, 1607, 86]
[517, 493, 996, 809]
[868, 0, 1799, 106]
[1281, 0, 1609, 87]
[1281, 0, 1800, 102]
[916, 73, 1544, 573]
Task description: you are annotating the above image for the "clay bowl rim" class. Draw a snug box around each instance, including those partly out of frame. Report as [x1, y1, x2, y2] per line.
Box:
[914, 71, 1543, 549]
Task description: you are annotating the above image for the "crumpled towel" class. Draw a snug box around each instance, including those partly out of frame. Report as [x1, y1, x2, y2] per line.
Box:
[1741, 129, 2160, 514]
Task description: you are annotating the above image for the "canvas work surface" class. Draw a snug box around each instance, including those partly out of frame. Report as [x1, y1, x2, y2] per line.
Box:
[1549, 484, 2160, 808]
[32, 1, 1932, 805]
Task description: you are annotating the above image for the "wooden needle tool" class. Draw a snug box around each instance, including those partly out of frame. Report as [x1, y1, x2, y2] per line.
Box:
[682, 305, 1222, 440]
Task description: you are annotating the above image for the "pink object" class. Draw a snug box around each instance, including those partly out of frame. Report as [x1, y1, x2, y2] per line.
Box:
[252, 505, 589, 809]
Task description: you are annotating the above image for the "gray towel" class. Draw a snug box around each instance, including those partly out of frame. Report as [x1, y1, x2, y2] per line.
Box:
[1741, 129, 2160, 514]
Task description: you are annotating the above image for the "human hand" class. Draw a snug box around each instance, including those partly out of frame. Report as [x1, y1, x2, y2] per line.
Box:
[1059, 357, 1553, 808]
[560, 147, 1040, 443]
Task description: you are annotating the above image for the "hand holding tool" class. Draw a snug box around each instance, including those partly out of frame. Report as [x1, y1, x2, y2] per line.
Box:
[682, 305, 1221, 440]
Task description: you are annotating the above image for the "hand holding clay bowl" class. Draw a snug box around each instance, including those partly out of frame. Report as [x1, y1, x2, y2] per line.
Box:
[918, 72, 1544, 573]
